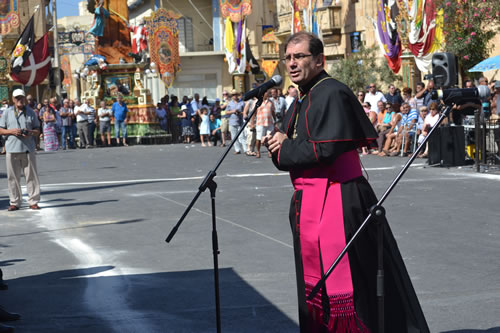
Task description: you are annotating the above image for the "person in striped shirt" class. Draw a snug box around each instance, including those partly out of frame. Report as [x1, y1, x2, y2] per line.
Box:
[394, 102, 418, 156]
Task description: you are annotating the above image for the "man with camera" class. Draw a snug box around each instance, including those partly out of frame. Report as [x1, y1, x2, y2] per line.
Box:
[0, 89, 41, 211]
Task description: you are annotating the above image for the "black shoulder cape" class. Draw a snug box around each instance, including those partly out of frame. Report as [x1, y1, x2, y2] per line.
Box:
[275, 71, 377, 171]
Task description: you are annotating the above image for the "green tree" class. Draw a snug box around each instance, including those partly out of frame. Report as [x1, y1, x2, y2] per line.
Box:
[328, 46, 402, 93]
[437, 0, 500, 73]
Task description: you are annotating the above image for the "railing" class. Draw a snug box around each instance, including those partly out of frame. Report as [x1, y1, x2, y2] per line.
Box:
[276, 5, 342, 38]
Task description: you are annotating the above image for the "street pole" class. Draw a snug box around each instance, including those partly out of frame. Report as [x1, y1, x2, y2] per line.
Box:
[52, 0, 62, 99]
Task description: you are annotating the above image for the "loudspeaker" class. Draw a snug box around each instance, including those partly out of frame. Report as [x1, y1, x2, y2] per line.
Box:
[432, 53, 457, 88]
[428, 126, 465, 167]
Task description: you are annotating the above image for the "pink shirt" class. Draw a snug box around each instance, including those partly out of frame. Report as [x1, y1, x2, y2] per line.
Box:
[256, 100, 274, 127]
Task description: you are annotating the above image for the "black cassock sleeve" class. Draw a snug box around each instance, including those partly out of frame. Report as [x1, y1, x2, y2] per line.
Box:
[274, 83, 373, 171]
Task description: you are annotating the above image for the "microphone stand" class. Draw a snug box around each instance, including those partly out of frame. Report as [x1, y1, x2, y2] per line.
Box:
[165, 95, 264, 333]
[307, 104, 453, 332]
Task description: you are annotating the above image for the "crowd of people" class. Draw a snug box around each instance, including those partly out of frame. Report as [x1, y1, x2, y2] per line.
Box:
[1, 77, 497, 159]
[153, 78, 500, 160]
[358, 78, 500, 158]
[0, 94, 131, 154]
[155, 87, 297, 158]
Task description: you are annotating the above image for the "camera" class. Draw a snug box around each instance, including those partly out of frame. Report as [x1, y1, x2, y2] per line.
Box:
[423, 74, 434, 81]
[20, 129, 29, 136]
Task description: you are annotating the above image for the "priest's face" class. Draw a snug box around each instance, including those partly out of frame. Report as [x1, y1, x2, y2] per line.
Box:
[285, 40, 323, 87]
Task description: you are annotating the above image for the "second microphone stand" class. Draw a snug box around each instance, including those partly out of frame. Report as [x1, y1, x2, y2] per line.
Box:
[165, 96, 264, 333]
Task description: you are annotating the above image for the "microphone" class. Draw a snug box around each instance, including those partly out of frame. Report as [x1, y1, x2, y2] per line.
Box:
[431, 85, 490, 102]
[243, 75, 282, 101]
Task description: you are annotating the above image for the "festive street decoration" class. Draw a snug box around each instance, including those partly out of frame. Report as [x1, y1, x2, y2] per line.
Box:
[146, 8, 181, 88]
[10, 32, 50, 86]
[0, 0, 20, 35]
[261, 59, 278, 78]
[373, 0, 402, 73]
[220, 0, 252, 23]
[405, 0, 444, 72]
[224, 12, 247, 74]
[61, 55, 72, 87]
[10, 14, 35, 74]
[292, 0, 303, 33]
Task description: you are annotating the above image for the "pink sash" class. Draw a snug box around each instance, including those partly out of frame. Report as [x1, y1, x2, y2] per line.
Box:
[291, 150, 369, 332]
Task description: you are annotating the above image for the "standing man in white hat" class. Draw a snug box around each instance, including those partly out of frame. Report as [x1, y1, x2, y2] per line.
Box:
[0, 89, 41, 211]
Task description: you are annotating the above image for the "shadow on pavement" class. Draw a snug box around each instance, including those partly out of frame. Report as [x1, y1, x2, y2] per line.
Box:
[1, 266, 298, 332]
[42, 199, 119, 209]
[0, 259, 25, 267]
[0, 219, 145, 239]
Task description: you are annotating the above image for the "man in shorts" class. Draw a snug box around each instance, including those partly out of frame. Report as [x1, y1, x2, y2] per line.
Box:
[98, 100, 112, 146]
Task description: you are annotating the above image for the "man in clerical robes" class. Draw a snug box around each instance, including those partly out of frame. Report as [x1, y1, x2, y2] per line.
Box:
[265, 32, 429, 333]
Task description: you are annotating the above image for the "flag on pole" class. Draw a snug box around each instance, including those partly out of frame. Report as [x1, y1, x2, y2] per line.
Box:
[10, 15, 35, 74]
[10, 33, 51, 86]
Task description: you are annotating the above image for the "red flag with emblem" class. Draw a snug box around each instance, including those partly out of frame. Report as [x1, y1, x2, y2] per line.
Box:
[10, 33, 51, 87]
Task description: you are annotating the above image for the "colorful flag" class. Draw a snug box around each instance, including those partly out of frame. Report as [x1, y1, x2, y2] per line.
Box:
[292, 0, 303, 33]
[236, 18, 246, 74]
[10, 33, 51, 86]
[407, 0, 443, 72]
[373, 0, 402, 73]
[10, 14, 35, 74]
[246, 38, 260, 74]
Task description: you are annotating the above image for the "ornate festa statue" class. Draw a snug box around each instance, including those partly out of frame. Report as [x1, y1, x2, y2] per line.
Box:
[88, 0, 132, 64]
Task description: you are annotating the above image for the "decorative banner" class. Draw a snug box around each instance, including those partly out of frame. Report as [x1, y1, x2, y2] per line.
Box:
[0, 0, 20, 35]
[261, 59, 278, 78]
[292, 0, 303, 33]
[220, 0, 252, 23]
[61, 55, 72, 87]
[262, 25, 277, 42]
[407, 0, 443, 72]
[373, 0, 402, 73]
[146, 9, 182, 88]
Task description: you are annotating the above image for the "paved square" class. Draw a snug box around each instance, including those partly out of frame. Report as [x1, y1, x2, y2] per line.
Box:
[1, 144, 499, 332]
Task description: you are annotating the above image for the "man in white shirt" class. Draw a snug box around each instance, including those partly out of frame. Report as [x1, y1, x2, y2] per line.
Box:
[364, 83, 386, 113]
[285, 85, 298, 110]
[98, 100, 112, 146]
[74, 98, 91, 148]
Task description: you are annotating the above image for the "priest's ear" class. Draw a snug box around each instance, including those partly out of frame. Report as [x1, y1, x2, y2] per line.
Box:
[314, 53, 325, 69]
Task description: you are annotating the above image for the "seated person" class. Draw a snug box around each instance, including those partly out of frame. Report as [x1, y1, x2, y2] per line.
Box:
[374, 102, 395, 154]
[417, 102, 441, 158]
[378, 105, 402, 156]
[392, 102, 419, 156]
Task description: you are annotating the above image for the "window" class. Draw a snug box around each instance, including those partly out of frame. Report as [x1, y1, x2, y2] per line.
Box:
[177, 17, 194, 53]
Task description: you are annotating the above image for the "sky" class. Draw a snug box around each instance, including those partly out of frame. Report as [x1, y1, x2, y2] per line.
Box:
[57, 0, 81, 18]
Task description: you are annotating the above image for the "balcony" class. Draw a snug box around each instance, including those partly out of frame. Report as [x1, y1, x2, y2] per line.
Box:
[317, 5, 342, 36]
[261, 41, 280, 59]
[276, 5, 342, 40]
[276, 12, 292, 37]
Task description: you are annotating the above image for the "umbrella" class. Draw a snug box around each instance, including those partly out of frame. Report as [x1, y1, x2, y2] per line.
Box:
[469, 54, 500, 72]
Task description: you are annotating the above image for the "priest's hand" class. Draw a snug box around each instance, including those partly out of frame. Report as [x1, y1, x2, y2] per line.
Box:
[266, 131, 287, 154]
